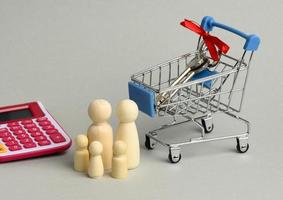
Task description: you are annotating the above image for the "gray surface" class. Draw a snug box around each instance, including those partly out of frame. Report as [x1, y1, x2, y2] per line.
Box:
[0, 0, 282, 199]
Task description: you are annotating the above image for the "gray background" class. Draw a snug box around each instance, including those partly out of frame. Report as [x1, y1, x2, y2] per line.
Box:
[0, 0, 282, 199]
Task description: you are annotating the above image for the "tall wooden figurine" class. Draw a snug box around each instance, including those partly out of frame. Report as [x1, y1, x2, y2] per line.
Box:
[88, 141, 104, 178]
[74, 134, 89, 172]
[111, 140, 128, 179]
[87, 99, 113, 170]
[115, 99, 140, 169]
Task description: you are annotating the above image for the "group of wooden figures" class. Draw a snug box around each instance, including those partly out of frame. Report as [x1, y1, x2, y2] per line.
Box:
[74, 99, 140, 179]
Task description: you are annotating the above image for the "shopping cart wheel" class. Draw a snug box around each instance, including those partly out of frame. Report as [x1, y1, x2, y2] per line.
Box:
[201, 118, 214, 133]
[145, 135, 155, 150]
[168, 148, 181, 163]
[236, 138, 249, 153]
[168, 153, 182, 163]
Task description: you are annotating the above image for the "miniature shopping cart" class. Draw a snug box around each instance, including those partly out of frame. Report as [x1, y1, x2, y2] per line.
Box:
[128, 16, 260, 163]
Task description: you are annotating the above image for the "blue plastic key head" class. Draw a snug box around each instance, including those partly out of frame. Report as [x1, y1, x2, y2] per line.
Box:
[128, 81, 156, 118]
[201, 16, 260, 51]
[191, 69, 218, 89]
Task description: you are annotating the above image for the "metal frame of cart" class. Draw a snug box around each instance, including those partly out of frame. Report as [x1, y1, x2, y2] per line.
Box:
[129, 16, 260, 163]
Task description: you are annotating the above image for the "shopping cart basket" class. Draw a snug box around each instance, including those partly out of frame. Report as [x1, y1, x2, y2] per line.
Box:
[128, 16, 260, 163]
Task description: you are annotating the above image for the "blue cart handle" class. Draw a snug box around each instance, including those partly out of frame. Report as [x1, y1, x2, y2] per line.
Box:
[201, 16, 260, 51]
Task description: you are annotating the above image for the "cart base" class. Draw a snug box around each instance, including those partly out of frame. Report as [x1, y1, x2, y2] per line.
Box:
[144, 111, 250, 163]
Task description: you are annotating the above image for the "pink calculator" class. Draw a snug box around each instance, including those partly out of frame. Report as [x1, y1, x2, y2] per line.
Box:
[0, 101, 72, 162]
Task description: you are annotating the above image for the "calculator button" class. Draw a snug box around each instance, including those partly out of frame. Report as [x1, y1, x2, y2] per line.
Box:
[24, 123, 36, 129]
[7, 122, 20, 127]
[38, 121, 51, 126]
[0, 128, 8, 133]
[30, 131, 43, 137]
[50, 134, 66, 143]
[34, 135, 47, 141]
[38, 140, 51, 146]
[0, 131, 11, 138]
[42, 125, 55, 131]
[24, 143, 36, 149]
[9, 145, 22, 151]
[21, 119, 33, 124]
[9, 126, 22, 131]
[3, 136, 15, 142]
[36, 117, 48, 122]
[46, 129, 59, 135]
[17, 134, 29, 139]
[27, 127, 40, 133]
[0, 144, 7, 153]
[19, 138, 33, 144]
[13, 129, 27, 135]
[5, 140, 19, 146]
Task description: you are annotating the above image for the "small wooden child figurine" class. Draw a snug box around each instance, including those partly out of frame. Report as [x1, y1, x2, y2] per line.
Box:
[88, 141, 104, 178]
[111, 140, 128, 179]
[87, 99, 113, 170]
[115, 99, 140, 169]
[74, 134, 89, 172]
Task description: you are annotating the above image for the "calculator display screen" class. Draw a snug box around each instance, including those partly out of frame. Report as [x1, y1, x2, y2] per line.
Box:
[0, 109, 33, 122]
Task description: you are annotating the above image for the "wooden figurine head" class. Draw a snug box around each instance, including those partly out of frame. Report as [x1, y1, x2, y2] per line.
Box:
[89, 141, 103, 156]
[113, 140, 127, 156]
[88, 99, 112, 123]
[74, 134, 88, 150]
[116, 99, 138, 123]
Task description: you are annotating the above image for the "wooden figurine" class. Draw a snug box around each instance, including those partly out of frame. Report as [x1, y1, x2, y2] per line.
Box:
[115, 99, 140, 169]
[88, 141, 104, 178]
[111, 140, 128, 179]
[74, 134, 89, 172]
[87, 99, 113, 170]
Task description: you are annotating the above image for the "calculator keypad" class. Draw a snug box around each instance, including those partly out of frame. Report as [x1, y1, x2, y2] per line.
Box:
[0, 144, 7, 153]
[19, 138, 33, 144]
[24, 143, 36, 148]
[50, 134, 66, 143]
[24, 124, 36, 129]
[38, 140, 51, 146]
[13, 129, 26, 135]
[9, 145, 22, 151]
[0, 131, 11, 138]
[36, 117, 48, 122]
[3, 136, 15, 142]
[7, 122, 20, 127]
[38, 121, 51, 126]
[30, 131, 44, 137]
[6, 140, 19, 146]
[0, 117, 67, 152]
[10, 126, 22, 131]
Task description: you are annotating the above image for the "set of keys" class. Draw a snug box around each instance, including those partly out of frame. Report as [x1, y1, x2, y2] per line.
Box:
[157, 51, 217, 107]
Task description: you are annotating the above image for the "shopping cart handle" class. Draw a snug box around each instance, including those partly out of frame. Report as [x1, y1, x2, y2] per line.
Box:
[201, 16, 260, 51]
